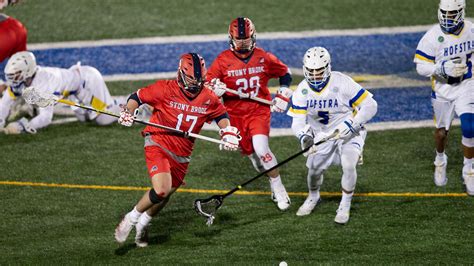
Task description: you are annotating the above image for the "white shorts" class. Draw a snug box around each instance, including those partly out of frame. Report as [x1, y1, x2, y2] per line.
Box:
[306, 133, 365, 171]
[432, 80, 474, 130]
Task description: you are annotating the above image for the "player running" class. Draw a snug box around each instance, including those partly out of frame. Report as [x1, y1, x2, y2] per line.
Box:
[288, 47, 377, 224]
[414, 0, 474, 195]
[0, 51, 124, 134]
[114, 53, 241, 247]
[207, 17, 293, 210]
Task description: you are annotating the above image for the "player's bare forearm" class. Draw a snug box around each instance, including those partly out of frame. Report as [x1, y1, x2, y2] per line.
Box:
[125, 98, 139, 113]
[217, 118, 231, 129]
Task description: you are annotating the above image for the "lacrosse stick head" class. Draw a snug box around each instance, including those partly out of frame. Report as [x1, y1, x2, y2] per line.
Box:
[194, 195, 224, 226]
[22, 86, 58, 108]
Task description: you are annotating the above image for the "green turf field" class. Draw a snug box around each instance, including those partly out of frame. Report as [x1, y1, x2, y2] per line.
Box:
[1, 123, 473, 264]
[2, 0, 474, 264]
[4, 0, 474, 43]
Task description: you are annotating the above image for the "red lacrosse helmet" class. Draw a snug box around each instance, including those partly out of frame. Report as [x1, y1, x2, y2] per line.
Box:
[177, 53, 207, 98]
[228, 17, 256, 59]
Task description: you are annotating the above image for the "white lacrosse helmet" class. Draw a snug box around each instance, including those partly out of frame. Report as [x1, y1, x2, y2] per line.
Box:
[303, 47, 331, 91]
[438, 0, 465, 33]
[4, 51, 37, 93]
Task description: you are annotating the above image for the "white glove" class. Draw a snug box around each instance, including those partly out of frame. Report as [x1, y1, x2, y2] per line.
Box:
[118, 108, 137, 127]
[219, 126, 241, 151]
[2, 117, 37, 134]
[334, 118, 361, 140]
[437, 58, 468, 78]
[297, 124, 317, 157]
[271, 87, 293, 112]
[208, 78, 227, 97]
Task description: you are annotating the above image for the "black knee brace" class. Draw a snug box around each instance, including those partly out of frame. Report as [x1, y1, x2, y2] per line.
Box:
[149, 188, 165, 204]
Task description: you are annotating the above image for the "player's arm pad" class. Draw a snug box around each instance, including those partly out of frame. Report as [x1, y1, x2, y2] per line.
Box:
[416, 62, 437, 78]
[127, 92, 142, 106]
[214, 112, 229, 124]
[291, 116, 307, 139]
[353, 96, 378, 125]
[29, 106, 54, 130]
[279, 73, 292, 88]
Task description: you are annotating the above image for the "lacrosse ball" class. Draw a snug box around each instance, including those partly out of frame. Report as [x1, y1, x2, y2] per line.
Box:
[279, 261, 288, 266]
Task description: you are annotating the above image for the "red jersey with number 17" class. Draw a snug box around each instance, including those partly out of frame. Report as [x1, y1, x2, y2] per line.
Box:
[137, 80, 227, 157]
[207, 47, 289, 116]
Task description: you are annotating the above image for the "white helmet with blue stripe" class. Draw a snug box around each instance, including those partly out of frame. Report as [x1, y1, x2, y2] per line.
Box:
[303, 47, 331, 91]
[4, 51, 37, 94]
[438, 0, 465, 33]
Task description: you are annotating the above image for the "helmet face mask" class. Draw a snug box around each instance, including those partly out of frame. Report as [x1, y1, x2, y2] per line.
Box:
[303, 47, 331, 91]
[4, 51, 37, 94]
[177, 53, 207, 98]
[438, 0, 465, 33]
[228, 17, 256, 58]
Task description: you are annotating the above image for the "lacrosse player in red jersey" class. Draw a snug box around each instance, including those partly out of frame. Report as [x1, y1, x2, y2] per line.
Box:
[206, 17, 293, 211]
[0, 0, 27, 93]
[114, 53, 241, 247]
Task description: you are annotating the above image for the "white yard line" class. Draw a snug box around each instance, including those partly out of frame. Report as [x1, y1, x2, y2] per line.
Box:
[28, 24, 435, 50]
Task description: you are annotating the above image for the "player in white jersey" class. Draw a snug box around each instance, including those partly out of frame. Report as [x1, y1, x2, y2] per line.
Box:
[414, 0, 474, 195]
[288, 47, 377, 224]
[0, 51, 123, 134]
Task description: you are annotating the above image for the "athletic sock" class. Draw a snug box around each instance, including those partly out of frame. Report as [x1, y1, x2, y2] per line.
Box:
[308, 189, 320, 199]
[270, 175, 283, 186]
[137, 211, 153, 230]
[341, 191, 354, 206]
[129, 206, 142, 223]
[436, 151, 446, 162]
[464, 157, 473, 166]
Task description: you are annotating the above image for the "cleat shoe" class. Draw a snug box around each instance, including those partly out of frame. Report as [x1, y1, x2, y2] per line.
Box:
[334, 204, 351, 225]
[114, 213, 136, 244]
[296, 195, 321, 216]
[135, 224, 150, 248]
[270, 182, 291, 211]
[434, 155, 448, 187]
[463, 163, 474, 196]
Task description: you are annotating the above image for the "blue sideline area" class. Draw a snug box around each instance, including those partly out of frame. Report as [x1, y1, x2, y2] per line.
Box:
[1, 32, 435, 128]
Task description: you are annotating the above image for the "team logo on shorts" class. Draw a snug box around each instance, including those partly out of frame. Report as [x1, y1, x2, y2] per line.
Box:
[151, 165, 158, 172]
[438, 36, 444, 43]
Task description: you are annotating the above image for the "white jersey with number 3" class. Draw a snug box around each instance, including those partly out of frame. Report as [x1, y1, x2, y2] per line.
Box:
[287, 71, 372, 134]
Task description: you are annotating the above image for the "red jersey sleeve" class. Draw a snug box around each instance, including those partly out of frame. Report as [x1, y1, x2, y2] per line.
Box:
[266, 52, 289, 79]
[206, 95, 227, 122]
[136, 81, 164, 107]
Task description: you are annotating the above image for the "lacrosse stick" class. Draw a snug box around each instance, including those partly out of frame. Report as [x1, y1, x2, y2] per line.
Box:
[194, 129, 339, 226]
[222, 87, 273, 105]
[22, 87, 225, 145]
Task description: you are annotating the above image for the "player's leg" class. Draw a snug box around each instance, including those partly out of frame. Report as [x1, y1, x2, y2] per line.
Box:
[432, 98, 455, 186]
[335, 139, 363, 225]
[455, 89, 474, 195]
[135, 177, 177, 247]
[77, 66, 118, 125]
[115, 146, 172, 244]
[252, 134, 291, 210]
[297, 142, 337, 216]
[134, 155, 188, 247]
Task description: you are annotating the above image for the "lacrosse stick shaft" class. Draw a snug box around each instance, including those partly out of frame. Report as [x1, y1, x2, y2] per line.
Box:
[223, 88, 273, 106]
[221, 130, 339, 198]
[56, 99, 225, 145]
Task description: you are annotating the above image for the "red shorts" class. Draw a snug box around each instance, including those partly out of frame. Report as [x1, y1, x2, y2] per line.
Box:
[0, 17, 27, 62]
[144, 146, 189, 188]
[230, 112, 270, 155]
